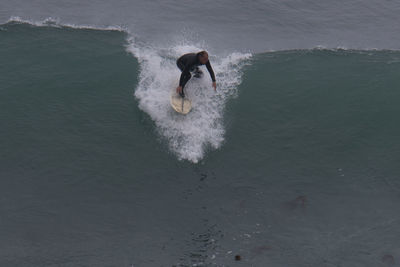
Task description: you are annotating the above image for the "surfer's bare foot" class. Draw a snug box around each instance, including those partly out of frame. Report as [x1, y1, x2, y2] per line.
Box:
[212, 82, 216, 90]
[176, 86, 183, 94]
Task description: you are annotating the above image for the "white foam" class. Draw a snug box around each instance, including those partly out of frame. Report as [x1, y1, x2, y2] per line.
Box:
[6, 16, 128, 32]
[127, 38, 251, 163]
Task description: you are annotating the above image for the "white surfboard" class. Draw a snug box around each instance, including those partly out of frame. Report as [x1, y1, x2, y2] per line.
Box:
[170, 91, 192, 114]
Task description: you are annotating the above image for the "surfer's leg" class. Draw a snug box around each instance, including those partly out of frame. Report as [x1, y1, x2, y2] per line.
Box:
[179, 86, 185, 97]
[180, 72, 191, 97]
[193, 67, 203, 78]
[176, 60, 185, 71]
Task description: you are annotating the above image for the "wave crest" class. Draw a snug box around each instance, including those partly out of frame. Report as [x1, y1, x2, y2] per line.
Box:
[5, 16, 127, 32]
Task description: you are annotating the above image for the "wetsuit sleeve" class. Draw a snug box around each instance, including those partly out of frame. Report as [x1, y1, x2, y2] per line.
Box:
[205, 61, 216, 82]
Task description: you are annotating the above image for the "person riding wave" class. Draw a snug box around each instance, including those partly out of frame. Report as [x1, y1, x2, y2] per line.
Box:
[176, 51, 217, 97]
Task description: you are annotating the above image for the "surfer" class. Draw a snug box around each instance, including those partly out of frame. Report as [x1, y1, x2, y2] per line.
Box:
[176, 51, 217, 97]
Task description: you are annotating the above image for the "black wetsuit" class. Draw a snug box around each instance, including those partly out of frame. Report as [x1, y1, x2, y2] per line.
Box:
[176, 53, 216, 97]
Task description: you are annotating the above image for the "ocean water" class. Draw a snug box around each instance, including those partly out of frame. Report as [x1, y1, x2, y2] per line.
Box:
[1, 1, 400, 267]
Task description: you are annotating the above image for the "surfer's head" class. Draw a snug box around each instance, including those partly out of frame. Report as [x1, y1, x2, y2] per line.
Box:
[197, 51, 209, 64]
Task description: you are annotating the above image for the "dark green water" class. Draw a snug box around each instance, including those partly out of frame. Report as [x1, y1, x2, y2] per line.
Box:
[1, 22, 400, 267]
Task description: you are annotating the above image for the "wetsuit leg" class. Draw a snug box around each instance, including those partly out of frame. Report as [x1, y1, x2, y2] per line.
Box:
[176, 59, 191, 97]
[193, 67, 203, 78]
[179, 72, 191, 97]
[176, 59, 185, 71]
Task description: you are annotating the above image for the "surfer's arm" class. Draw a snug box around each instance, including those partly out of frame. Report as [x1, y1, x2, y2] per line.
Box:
[205, 61, 216, 82]
[205, 61, 216, 90]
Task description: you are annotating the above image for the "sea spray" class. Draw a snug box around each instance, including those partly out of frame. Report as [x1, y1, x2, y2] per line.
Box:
[127, 39, 251, 162]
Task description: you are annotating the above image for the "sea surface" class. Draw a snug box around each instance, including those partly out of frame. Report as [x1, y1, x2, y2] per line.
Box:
[1, 1, 400, 266]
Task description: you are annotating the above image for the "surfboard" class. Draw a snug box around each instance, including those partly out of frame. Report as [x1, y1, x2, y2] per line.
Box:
[170, 91, 192, 114]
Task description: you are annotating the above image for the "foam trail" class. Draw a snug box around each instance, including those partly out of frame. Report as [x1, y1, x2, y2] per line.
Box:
[127, 38, 251, 163]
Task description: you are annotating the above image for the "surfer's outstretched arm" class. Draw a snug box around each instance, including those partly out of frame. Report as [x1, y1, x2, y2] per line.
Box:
[205, 61, 217, 90]
[205, 61, 216, 82]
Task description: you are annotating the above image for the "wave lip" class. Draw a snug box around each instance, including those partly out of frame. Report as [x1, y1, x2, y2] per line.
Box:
[127, 39, 251, 163]
[5, 16, 128, 32]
